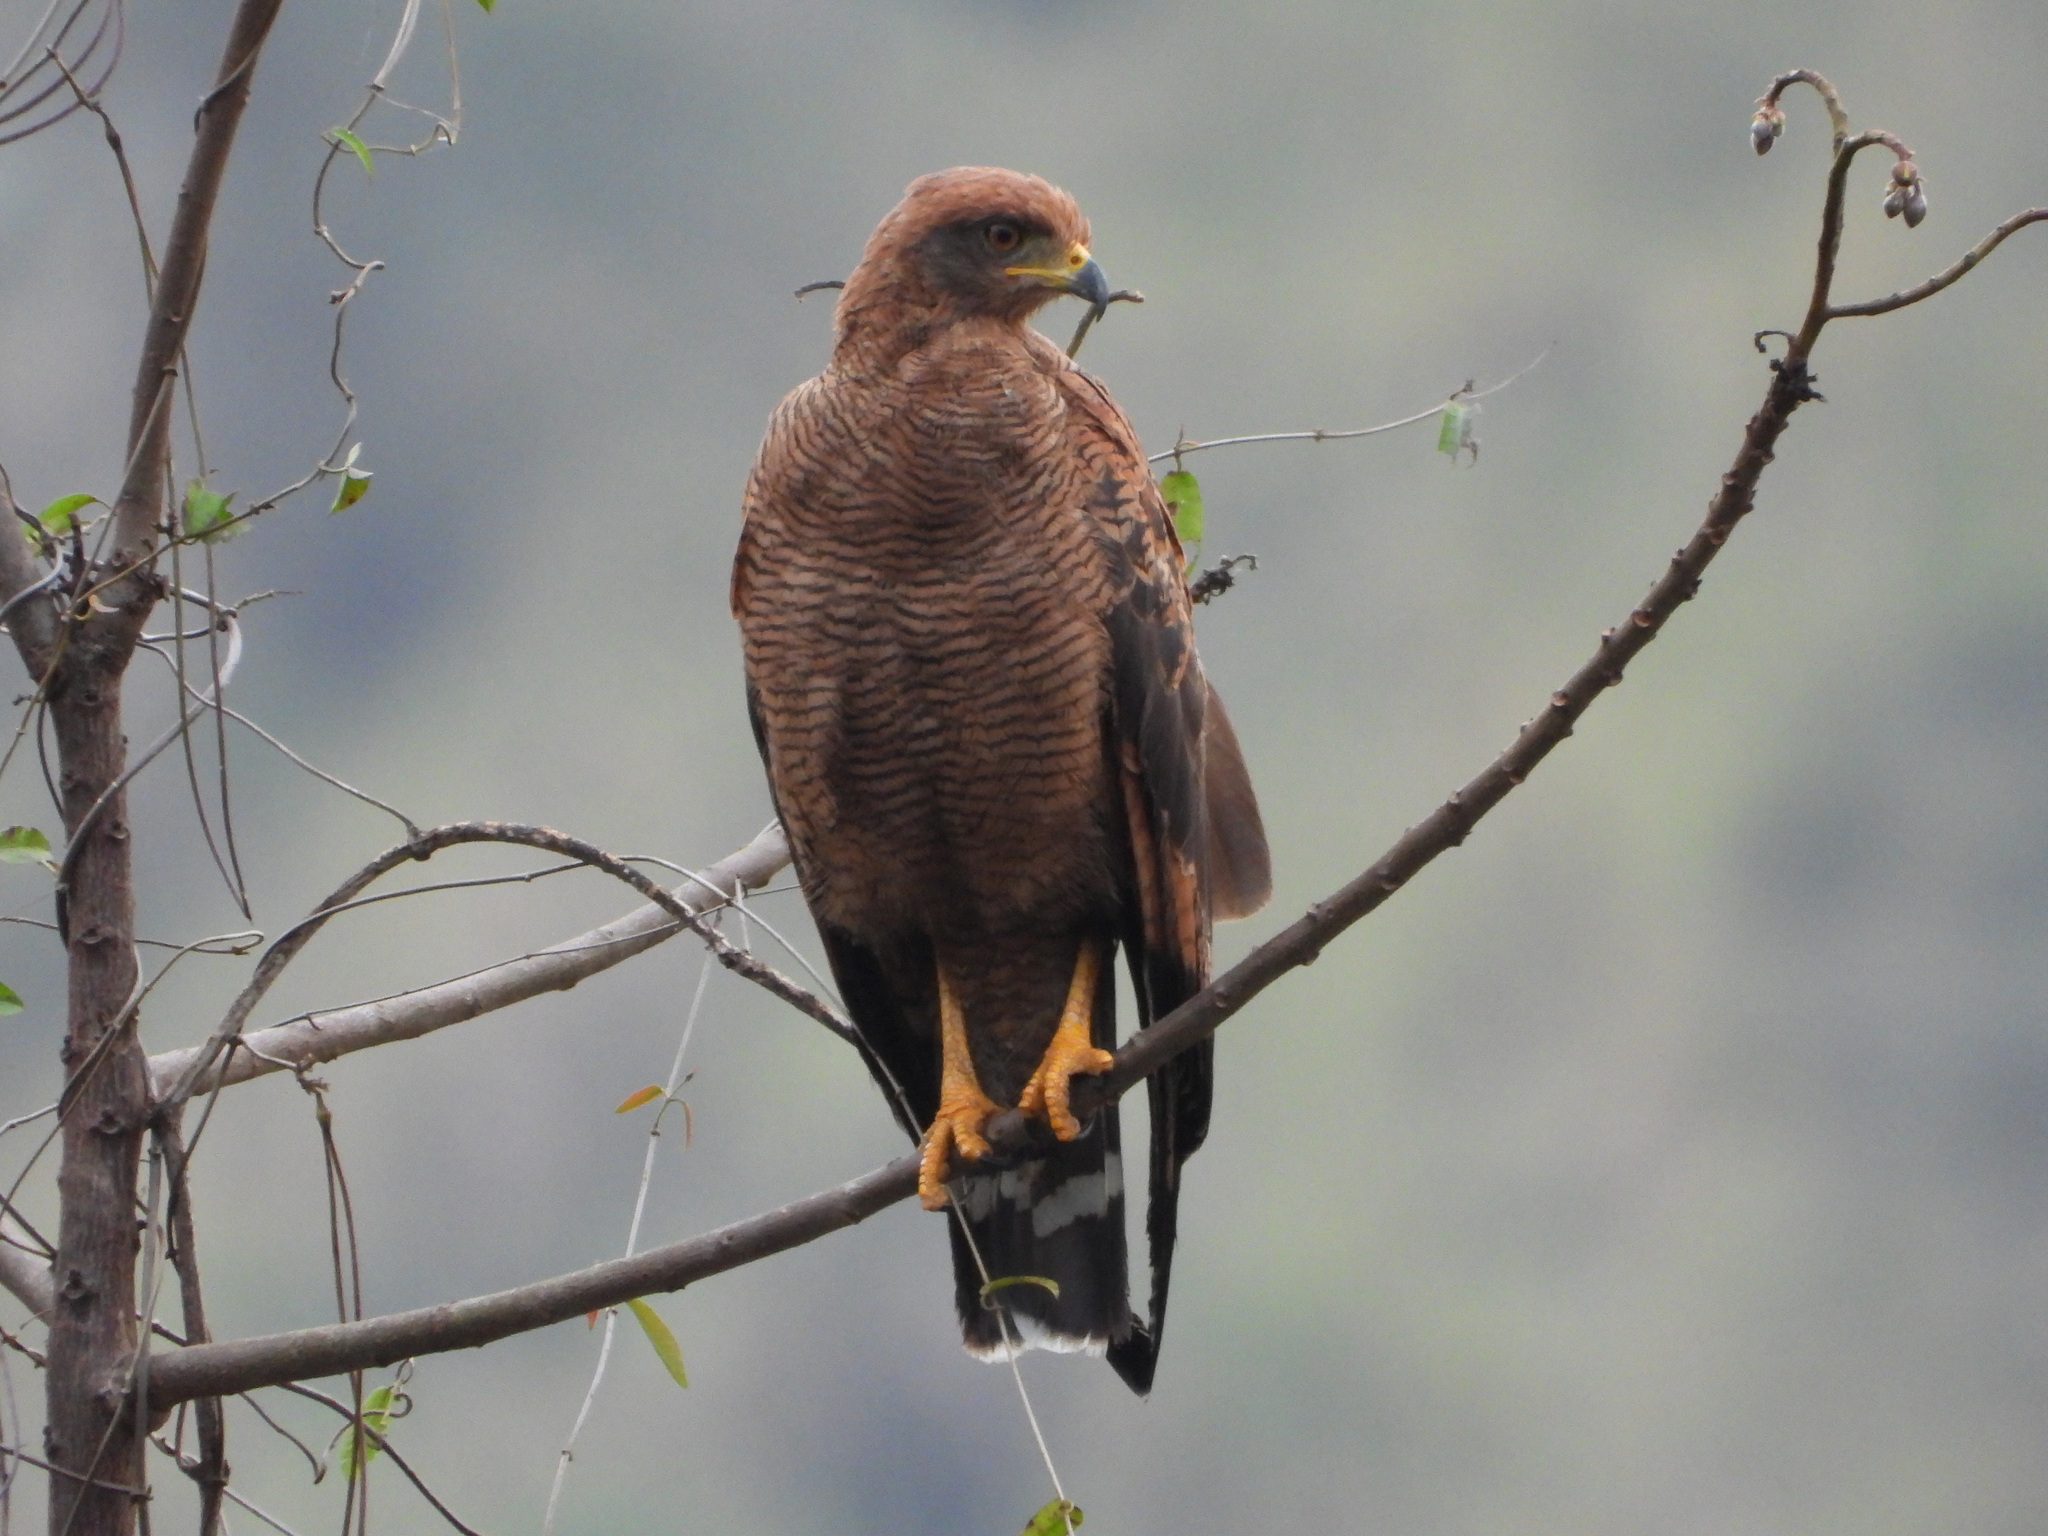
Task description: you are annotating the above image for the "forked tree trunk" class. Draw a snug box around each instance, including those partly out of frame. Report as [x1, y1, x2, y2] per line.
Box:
[27, 3, 286, 1529]
[43, 647, 150, 1536]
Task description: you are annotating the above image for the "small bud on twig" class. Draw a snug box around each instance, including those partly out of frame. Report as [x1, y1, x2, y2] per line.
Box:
[1750, 104, 1786, 155]
[1883, 159, 1928, 227]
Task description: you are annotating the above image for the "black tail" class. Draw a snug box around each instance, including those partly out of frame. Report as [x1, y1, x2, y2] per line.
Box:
[948, 931, 1133, 1358]
[948, 1107, 1130, 1356]
[818, 917, 1201, 1391]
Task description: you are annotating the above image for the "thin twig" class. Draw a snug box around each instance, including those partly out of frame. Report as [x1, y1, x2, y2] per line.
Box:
[230, 1393, 321, 1483]
[52, 610, 244, 938]
[0, 915, 258, 955]
[1064, 288, 1143, 359]
[151, 1437, 311, 1536]
[267, 1383, 486, 1536]
[0, 1105, 57, 1142]
[1827, 207, 2048, 318]
[144, 825, 792, 1099]
[92, 0, 285, 642]
[1147, 344, 1551, 464]
[135, 623, 421, 838]
[306, 1078, 368, 1536]
[540, 943, 716, 1536]
[159, 1113, 227, 1535]
[44, 45, 156, 291]
[214, 703, 420, 838]
[154, 822, 835, 1119]
[0, 0, 122, 146]
[0, 1445, 143, 1497]
[1, 1322, 47, 1367]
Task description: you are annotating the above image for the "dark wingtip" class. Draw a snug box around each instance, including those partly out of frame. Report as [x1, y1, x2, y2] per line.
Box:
[1203, 683, 1272, 919]
[1106, 1320, 1157, 1396]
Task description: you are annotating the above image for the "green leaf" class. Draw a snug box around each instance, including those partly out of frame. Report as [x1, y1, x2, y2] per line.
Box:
[330, 126, 374, 177]
[1018, 1498, 1084, 1536]
[182, 479, 238, 543]
[474, 0, 493, 10]
[1159, 469, 1204, 548]
[331, 470, 372, 511]
[33, 493, 96, 540]
[330, 446, 373, 512]
[334, 1383, 395, 1481]
[0, 826, 51, 864]
[1437, 400, 1478, 463]
[627, 1297, 688, 1389]
[0, 981, 22, 1016]
[980, 1274, 1061, 1302]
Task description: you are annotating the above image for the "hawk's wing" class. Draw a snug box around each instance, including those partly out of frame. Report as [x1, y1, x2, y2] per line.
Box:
[1057, 363, 1271, 1393]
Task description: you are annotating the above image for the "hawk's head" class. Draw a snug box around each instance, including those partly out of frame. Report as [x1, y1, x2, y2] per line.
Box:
[840, 167, 1112, 337]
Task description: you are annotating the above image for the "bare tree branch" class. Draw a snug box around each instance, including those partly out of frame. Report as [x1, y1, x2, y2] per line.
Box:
[159, 1114, 227, 1535]
[26, 13, 327, 1526]
[0, 1235, 54, 1319]
[1148, 344, 1550, 464]
[146, 1153, 921, 1407]
[96, 0, 285, 636]
[145, 823, 793, 1100]
[1826, 207, 2048, 319]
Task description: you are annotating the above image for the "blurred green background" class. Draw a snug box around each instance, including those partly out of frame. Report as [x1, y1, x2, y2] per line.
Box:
[4, 0, 2048, 1531]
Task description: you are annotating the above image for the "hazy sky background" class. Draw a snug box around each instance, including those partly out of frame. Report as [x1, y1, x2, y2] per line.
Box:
[4, 1, 2048, 1532]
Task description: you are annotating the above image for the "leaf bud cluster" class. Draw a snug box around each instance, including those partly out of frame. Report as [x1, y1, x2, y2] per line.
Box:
[1881, 160, 1928, 228]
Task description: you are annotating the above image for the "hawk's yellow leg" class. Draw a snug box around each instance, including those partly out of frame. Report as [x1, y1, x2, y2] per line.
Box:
[1017, 938, 1116, 1142]
[918, 963, 1003, 1211]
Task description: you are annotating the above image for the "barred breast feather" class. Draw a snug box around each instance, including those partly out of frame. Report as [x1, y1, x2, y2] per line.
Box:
[732, 167, 1269, 1393]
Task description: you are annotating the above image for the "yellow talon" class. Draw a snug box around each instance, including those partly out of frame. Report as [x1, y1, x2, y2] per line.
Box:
[919, 963, 1001, 1210]
[1017, 939, 1114, 1141]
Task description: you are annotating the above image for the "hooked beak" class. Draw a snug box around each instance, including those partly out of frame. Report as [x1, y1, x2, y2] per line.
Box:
[1007, 242, 1113, 306]
[1064, 255, 1111, 306]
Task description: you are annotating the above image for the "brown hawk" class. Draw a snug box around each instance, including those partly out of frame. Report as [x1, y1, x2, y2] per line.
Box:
[732, 167, 1269, 1394]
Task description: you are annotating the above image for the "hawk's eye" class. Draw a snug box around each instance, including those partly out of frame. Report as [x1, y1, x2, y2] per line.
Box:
[985, 222, 1022, 254]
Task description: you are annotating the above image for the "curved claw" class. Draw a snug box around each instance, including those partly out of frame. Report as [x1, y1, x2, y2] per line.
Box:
[919, 1086, 999, 1210]
[1017, 939, 1113, 1141]
[1018, 1034, 1114, 1141]
[921, 959, 1002, 1210]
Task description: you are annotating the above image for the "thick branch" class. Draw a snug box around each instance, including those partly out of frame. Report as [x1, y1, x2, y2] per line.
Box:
[146, 1154, 921, 1407]
[32, 17, 287, 1518]
[145, 824, 792, 1099]
[97, 0, 285, 629]
[0, 1233, 54, 1317]
[156, 821, 834, 1119]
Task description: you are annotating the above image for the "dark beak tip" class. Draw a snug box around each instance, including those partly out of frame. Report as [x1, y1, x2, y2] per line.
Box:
[1068, 258, 1112, 307]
